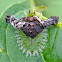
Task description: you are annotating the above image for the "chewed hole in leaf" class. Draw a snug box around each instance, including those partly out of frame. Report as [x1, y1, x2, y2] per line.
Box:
[15, 28, 48, 57]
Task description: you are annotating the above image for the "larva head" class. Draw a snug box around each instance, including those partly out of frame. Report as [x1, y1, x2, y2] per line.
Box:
[25, 17, 34, 21]
[25, 16, 39, 22]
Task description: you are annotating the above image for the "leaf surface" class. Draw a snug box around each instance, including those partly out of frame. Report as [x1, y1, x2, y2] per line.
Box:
[0, 52, 11, 62]
[42, 25, 62, 62]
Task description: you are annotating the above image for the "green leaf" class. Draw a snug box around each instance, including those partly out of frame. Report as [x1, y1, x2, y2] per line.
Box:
[0, 0, 33, 52]
[42, 25, 62, 62]
[0, 52, 11, 62]
[34, 0, 62, 22]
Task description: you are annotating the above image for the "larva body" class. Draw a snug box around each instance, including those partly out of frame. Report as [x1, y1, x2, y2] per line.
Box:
[5, 13, 59, 56]
[5, 15, 59, 38]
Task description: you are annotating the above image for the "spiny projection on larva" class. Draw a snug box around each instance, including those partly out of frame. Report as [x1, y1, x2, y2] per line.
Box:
[5, 10, 59, 56]
[15, 28, 48, 56]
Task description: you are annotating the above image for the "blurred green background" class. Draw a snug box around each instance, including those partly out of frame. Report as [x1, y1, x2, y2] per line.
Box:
[0, 0, 22, 15]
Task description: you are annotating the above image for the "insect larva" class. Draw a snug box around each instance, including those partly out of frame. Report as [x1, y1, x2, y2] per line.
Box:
[5, 10, 59, 57]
